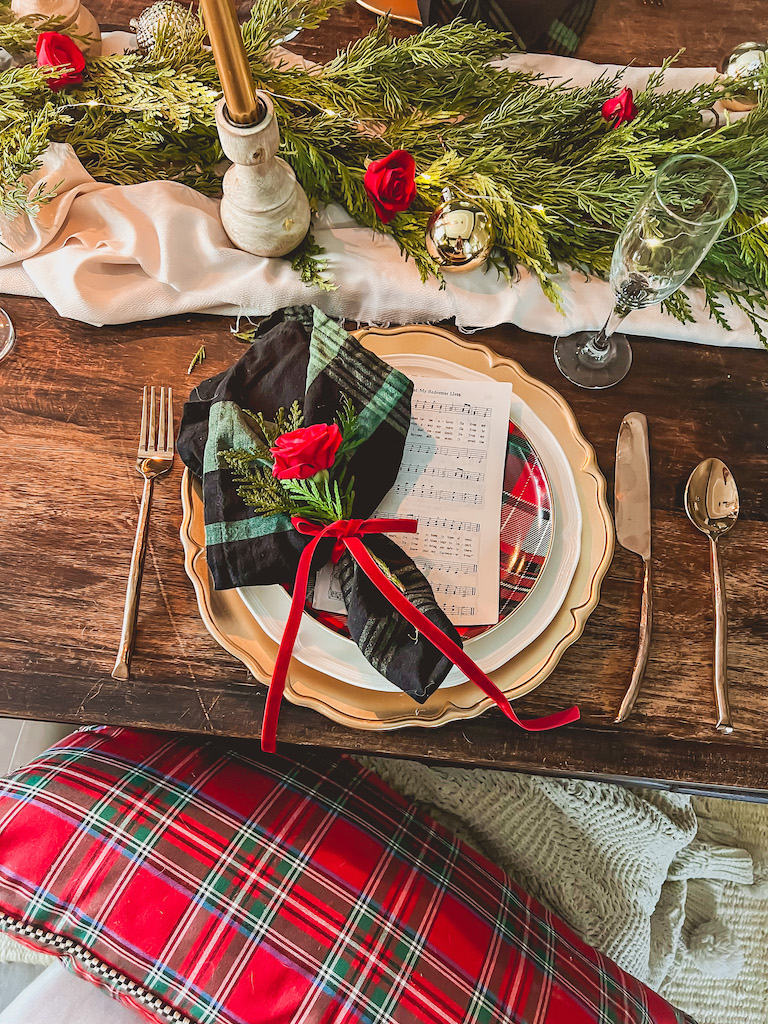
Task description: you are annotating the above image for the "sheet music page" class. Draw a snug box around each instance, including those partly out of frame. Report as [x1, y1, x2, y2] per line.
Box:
[314, 375, 512, 626]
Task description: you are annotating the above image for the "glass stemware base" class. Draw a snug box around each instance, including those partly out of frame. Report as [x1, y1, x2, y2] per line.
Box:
[0, 309, 15, 362]
[553, 331, 633, 389]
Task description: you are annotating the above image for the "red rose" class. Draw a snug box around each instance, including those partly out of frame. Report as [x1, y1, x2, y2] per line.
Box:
[364, 150, 417, 225]
[601, 87, 638, 128]
[36, 31, 86, 92]
[270, 423, 343, 481]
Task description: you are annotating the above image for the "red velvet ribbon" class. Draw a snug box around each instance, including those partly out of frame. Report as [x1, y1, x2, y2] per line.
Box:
[260, 517, 580, 753]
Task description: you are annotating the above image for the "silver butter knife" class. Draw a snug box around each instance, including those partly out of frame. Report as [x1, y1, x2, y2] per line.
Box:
[614, 413, 652, 723]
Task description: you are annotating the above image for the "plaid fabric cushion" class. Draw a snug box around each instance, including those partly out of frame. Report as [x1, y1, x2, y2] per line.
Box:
[0, 728, 696, 1024]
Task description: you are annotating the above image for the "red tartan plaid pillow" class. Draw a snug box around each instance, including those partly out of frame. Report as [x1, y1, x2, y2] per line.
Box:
[0, 727, 696, 1024]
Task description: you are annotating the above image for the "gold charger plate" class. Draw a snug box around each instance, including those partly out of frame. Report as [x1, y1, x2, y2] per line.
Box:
[179, 326, 614, 731]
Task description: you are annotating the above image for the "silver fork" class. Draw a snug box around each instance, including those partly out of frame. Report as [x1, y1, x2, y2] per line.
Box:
[112, 386, 175, 680]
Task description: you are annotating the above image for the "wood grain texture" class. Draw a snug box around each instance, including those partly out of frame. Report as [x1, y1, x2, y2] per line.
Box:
[0, 294, 766, 794]
[96, 0, 757, 68]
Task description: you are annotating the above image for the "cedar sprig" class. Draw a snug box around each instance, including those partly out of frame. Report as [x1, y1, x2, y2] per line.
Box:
[225, 461, 294, 517]
[281, 474, 355, 521]
[334, 394, 365, 460]
[242, 400, 304, 447]
[187, 344, 206, 373]
[289, 231, 335, 290]
[220, 394, 362, 523]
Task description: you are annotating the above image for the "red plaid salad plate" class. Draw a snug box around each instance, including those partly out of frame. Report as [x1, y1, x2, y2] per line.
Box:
[238, 345, 581, 691]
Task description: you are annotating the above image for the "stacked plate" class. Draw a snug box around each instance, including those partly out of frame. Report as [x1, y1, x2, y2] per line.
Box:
[180, 326, 614, 731]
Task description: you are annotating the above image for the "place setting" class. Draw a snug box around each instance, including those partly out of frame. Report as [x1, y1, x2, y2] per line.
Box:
[166, 315, 741, 746]
[175, 315, 613, 745]
[112, 141, 746, 747]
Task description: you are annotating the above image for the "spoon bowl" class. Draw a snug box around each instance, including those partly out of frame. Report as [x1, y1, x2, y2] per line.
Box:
[684, 458, 740, 539]
[684, 458, 739, 734]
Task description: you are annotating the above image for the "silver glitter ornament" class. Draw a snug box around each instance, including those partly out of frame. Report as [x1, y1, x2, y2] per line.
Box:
[425, 189, 494, 273]
[720, 41, 768, 111]
[130, 0, 197, 55]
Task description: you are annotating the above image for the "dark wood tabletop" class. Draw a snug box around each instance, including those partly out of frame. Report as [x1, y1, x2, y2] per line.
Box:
[1, 1, 767, 797]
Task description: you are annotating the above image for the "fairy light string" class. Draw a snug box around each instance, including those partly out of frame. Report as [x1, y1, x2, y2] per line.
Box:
[55, 72, 767, 248]
[416, 175, 768, 246]
[51, 94, 768, 247]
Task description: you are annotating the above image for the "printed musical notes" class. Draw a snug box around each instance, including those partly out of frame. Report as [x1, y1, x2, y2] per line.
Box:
[404, 439, 487, 463]
[375, 376, 511, 626]
[419, 517, 480, 532]
[433, 582, 477, 597]
[391, 483, 484, 506]
[421, 559, 479, 575]
[400, 464, 485, 484]
[413, 399, 492, 418]
[313, 375, 512, 626]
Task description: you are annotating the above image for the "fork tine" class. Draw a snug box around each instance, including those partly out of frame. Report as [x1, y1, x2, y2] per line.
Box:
[139, 386, 149, 454]
[166, 388, 174, 453]
[158, 387, 167, 452]
[148, 386, 157, 452]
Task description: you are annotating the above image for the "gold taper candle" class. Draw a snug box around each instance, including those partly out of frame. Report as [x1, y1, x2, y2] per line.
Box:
[200, 0, 260, 125]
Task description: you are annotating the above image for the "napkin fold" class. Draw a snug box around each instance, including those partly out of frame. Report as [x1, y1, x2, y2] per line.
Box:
[177, 305, 462, 701]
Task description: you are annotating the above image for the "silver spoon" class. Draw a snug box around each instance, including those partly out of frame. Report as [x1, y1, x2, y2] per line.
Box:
[684, 458, 740, 734]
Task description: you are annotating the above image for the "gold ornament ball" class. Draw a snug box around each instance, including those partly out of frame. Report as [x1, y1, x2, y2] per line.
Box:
[425, 190, 494, 273]
[130, 0, 197, 55]
[720, 41, 768, 111]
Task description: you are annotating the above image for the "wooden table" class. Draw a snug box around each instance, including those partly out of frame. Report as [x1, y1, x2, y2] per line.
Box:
[2, 299, 766, 796]
[1, 2, 767, 797]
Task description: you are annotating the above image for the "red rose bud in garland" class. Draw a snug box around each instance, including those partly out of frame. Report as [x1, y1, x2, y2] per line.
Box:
[601, 86, 638, 128]
[36, 31, 86, 92]
[270, 423, 343, 481]
[364, 150, 417, 224]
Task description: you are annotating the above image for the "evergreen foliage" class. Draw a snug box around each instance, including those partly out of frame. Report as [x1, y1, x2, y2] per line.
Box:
[2, 0, 768, 338]
[220, 396, 361, 523]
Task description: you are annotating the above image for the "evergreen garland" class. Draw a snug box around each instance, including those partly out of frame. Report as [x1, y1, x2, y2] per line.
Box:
[2, 0, 768, 339]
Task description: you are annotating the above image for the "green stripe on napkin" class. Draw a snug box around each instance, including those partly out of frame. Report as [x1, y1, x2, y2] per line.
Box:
[205, 515, 292, 546]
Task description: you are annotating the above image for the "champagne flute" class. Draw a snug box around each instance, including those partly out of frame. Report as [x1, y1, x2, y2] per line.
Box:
[0, 309, 14, 362]
[554, 154, 738, 389]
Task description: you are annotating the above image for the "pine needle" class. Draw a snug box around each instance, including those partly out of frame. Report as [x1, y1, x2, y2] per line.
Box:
[187, 344, 206, 374]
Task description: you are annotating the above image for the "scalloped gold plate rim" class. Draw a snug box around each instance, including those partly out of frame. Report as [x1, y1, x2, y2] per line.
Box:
[179, 325, 614, 731]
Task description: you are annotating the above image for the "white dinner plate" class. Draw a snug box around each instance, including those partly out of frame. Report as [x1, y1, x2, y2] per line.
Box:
[238, 351, 582, 691]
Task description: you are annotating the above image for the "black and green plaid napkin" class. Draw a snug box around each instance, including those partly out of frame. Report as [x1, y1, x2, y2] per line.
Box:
[178, 305, 462, 702]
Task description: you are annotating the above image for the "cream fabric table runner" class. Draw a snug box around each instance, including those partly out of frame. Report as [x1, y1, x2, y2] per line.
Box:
[0, 48, 761, 347]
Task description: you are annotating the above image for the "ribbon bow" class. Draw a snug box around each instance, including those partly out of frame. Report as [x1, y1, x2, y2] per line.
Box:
[260, 517, 580, 752]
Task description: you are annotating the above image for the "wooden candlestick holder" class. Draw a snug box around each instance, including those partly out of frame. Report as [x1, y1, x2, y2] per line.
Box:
[11, 0, 101, 55]
[215, 94, 311, 258]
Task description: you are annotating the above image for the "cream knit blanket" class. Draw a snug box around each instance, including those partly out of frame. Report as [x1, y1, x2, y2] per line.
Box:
[360, 758, 768, 1024]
